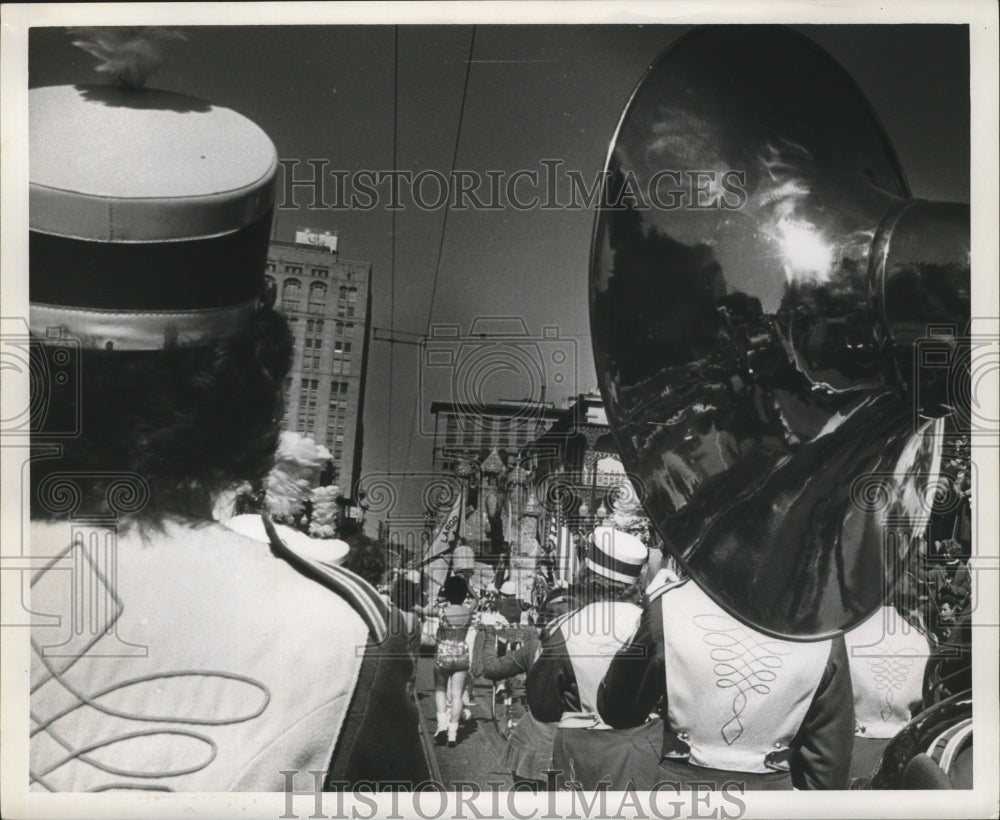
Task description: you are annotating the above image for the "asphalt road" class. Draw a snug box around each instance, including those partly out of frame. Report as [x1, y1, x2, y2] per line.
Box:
[414, 652, 514, 790]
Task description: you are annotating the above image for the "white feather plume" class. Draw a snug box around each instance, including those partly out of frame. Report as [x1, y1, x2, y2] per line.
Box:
[69, 27, 187, 89]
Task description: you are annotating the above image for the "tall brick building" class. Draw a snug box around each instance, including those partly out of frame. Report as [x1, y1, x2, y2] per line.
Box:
[265, 231, 371, 500]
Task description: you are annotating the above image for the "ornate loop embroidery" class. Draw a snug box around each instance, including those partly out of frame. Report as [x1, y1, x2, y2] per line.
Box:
[693, 613, 793, 745]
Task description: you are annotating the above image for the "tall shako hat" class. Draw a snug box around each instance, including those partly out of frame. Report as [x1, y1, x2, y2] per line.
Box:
[29, 33, 278, 350]
[587, 525, 648, 584]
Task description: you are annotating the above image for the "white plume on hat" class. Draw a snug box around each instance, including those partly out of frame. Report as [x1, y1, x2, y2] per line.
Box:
[70, 27, 187, 89]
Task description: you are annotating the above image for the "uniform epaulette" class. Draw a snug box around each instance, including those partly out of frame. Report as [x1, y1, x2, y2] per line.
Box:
[646, 576, 688, 603]
[262, 515, 389, 643]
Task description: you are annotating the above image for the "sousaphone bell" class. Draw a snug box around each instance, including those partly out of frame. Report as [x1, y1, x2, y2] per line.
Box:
[590, 26, 970, 639]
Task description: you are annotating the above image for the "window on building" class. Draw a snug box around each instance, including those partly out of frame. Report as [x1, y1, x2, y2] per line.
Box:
[285, 265, 303, 275]
[345, 323, 354, 337]
[303, 317, 325, 368]
[308, 281, 327, 314]
[329, 381, 349, 408]
[282, 278, 301, 312]
[266, 262, 276, 273]
[312, 267, 329, 279]
[297, 378, 319, 432]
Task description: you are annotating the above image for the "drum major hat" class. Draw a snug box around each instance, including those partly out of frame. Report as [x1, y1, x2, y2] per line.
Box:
[29, 82, 278, 350]
[587, 525, 648, 584]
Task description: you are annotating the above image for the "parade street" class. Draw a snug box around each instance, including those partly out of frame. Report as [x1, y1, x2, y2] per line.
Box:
[414, 650, 514, 790]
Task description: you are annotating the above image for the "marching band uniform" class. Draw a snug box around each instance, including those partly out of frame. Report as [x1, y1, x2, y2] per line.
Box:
[844, 605, 932, 783]
[587, 578, 855, 790]
[512, 528, 647, 784]
[526, 528, 648, 728]
[27, 79, 429, 791]
[30, 518, 429, 791]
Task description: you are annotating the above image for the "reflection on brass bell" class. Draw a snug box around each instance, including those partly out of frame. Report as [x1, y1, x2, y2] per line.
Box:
[590, 26, 969, 638]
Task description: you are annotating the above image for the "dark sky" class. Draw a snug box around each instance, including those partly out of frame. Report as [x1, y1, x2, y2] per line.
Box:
[29, 24, 970, 519]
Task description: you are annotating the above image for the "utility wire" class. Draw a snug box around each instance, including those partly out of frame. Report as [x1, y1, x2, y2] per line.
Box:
[401, 25, 477, 480]
[386, 26, 399, 480]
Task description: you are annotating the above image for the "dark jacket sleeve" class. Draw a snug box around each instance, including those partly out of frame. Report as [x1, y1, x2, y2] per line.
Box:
[481, 637, 541, 681]
[525, 628, 577, 722]
[597, 596, 666, 728]
[325, 605, 431, 787]
[790, 635, 854, 790]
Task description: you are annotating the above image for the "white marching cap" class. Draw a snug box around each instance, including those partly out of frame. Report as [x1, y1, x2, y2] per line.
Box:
[587, 525, 648, 583]
[30, 85, 276, 242]
[29, 84, 278, 351]
[453, 544, 475, 572]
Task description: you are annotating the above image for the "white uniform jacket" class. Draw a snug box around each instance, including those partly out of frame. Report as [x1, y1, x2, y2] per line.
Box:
[845, 605, 932, 738]
[29, 516, 429, 792]
[597, 579, 855, 789]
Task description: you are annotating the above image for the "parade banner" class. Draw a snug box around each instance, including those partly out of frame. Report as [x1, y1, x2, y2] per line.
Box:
[421, 484, 464, 601]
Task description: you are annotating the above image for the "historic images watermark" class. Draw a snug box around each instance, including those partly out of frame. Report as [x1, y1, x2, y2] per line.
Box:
[1, 317, 151, 655]
[279, 770, 748, 820]
[277, 160, 749, 212]
[0, 316, 81, 440]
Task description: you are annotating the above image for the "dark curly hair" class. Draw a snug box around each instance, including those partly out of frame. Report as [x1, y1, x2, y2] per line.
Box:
[438, 575, 472, 606]
[30, 307, 292, 526]
[342, 533, 387, 587]
[390, 576, 424, 614]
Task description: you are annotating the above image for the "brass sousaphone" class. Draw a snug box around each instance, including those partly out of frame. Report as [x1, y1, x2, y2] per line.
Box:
[590, 26, 970, 639]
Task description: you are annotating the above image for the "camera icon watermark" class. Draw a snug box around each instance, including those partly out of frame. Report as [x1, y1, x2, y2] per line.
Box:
[913, 319, 999, 444]
[357, 469, 464, 561]
[0, 316, 81, 439]
[417, 317, 578, 439]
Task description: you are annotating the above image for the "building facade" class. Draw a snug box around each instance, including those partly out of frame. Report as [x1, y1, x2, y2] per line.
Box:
[430, 399, 563, 473]
[517, 393, 655, 591]
[266, 234, 371, 500]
